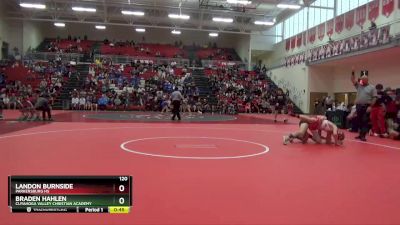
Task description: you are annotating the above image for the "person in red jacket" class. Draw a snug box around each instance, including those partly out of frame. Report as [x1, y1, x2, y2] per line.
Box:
[370, 84, 392, 137]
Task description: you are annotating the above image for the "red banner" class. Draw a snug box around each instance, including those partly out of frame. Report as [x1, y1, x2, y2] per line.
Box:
[285, 39, 290, 51]
[356, 5, 367, 26]
[296, 33, 302, 48]
[345, 10, 355, 30]
[382, 0, 394, 17]
[290, 37, 296, 50]
[368, 0, 380, 21]
[335, 15, 344, 34]
[326, 19, 334, 37]
[318, 23, 325, 40]
[308, 27, 316, 43]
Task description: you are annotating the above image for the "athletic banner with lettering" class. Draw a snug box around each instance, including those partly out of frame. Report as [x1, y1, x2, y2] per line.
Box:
[368, 0, 380, 21]
[318, 23, 325, 40]
[345, 10, 355, 30]
[291, 36, 296, 50]
[326, 19, 334, 37]
[296, 33, 302, 48]
[285, 39, 290, 51]
[308, 27, 316, 43]
[382, 0, 394, 17]
[335, 15, 344, 34]
[356, 5, 367, 26]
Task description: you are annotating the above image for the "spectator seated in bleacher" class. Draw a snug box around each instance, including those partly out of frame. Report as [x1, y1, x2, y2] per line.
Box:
[70, 59, 192, 112]
[206, 66, 270, 114]
[97, 94, 109, 111]
[1, 60, 74, 118]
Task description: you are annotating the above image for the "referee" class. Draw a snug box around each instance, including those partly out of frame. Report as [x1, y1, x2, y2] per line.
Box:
[170, 87, 183, 121]
[35, 93, 53, 121]
[351, 69, 377, 141]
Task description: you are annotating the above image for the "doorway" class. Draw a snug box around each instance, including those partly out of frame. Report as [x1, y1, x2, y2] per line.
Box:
[310, 92, 328, 115]
[334, 92, 357, 107]
[1, 41, 9, 59]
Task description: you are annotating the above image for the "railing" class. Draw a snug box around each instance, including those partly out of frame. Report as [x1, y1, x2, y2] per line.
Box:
[201, 59, 247, 69]
[270, 19, 400, 69]
[23, 52, 191, 66]
[94, 54, 190, 66]
[25, 52, 84, 63]
[305, 25, 395, 64]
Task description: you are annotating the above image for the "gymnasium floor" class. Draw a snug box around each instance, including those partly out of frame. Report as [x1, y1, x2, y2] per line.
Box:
[1, 110, 400, 225]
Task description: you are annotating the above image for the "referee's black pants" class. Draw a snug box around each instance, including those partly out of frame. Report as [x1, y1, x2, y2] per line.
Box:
[37, 105, 52, 120]
[171, 100, 181, 120]
[355, 104, 369, 138]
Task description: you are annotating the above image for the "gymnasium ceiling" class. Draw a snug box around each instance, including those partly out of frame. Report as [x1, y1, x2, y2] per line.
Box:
[4, 0, 316, 34]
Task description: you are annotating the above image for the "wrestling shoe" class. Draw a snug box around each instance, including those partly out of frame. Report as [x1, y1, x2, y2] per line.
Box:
[283, 136, 291, 145]
[380, 133, 389, 138]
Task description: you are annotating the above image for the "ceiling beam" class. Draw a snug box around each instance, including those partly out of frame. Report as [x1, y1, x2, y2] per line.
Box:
[6, 16, 253, 35]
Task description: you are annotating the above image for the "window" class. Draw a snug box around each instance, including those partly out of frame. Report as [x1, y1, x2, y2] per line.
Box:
[277, 0, 373, 43]
[274, 23, 283, 43]
[282, 8, 308, 39]
[337, 0, 373, 15]
[312, 0, 334, 8]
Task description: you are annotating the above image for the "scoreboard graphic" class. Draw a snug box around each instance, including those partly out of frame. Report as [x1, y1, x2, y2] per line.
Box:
[8, 176, 132, 213]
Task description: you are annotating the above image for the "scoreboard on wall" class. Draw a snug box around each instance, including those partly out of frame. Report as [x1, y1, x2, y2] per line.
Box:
[8, 176, 132, 213]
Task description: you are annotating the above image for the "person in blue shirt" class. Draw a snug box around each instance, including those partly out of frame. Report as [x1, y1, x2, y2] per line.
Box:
[97, 94, 109, 110]
[117, 76, 124, 86]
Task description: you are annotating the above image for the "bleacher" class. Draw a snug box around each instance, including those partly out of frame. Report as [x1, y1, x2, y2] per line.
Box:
[196, 48, 241, 61]
[1, 61, 75, 108]
[101, 43, 187, 58]
[14, 37, 306, 114]
[40, 38, 95, 54]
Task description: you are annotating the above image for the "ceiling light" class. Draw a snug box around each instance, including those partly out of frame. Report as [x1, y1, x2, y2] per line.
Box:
[277, 4, 301, 9]
[72, 7, 96, 12]
[54, 22, 66, 27]
[121, 10, 145, 16]
[20, 3, 46, 9]
[171, 30, 181, 35]
[168, 14, 190, 20]
[254, 20, 275, 26]
[212, 17, 234, 23]
[227, 0, 252, 5]
[136, 28, 146, 32]
[95, 25, 106, 30]
[209, 33, 219, 37]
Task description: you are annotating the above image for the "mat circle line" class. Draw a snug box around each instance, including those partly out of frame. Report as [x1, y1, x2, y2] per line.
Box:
[120, 136, 270, 160]
[0, 126, 398, 150]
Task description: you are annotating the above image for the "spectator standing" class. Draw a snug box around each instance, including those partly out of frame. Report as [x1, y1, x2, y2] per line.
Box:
[370, 84, 391, 137]
[325, 96, 334, 111]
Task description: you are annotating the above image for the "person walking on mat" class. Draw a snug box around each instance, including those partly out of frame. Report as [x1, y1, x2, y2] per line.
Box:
[170, 87, 183, 121]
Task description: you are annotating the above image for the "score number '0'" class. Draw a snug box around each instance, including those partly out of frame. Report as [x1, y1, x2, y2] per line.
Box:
[118, 176, 128, 205]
